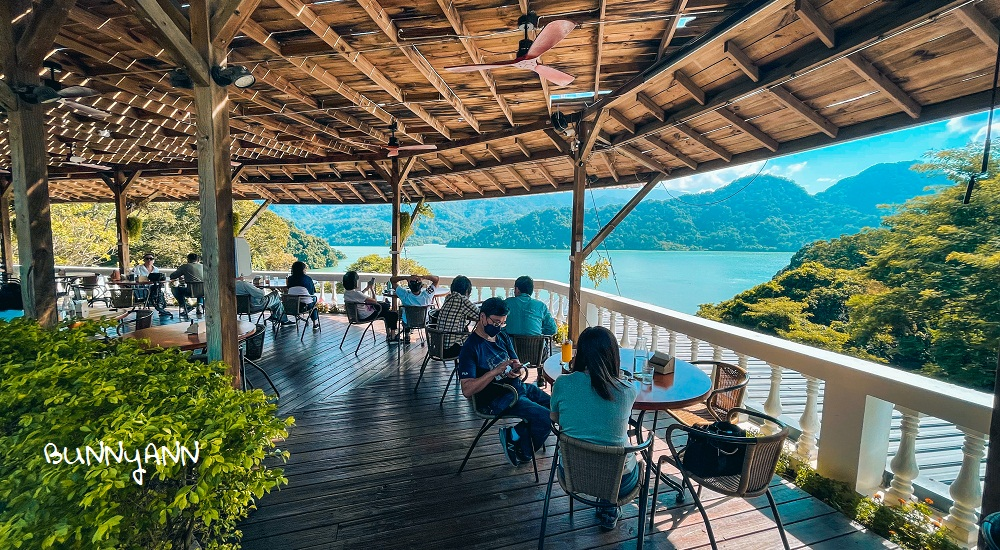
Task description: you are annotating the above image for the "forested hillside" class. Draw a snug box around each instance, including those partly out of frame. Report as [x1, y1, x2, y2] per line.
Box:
[447, 163, 946, 251]
[698, 147, 1000, 389]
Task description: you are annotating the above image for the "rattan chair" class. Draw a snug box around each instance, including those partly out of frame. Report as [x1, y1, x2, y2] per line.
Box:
[651, 408, 790, 550]
[241, 323, 279, 397]
[539, 425, 653, 549]
[457, 370, 540, 482]
[177, 278, 205, 317]
[282, 294, 319, 343]
[666, 360, 748, 426]
[509, 334, 552, 385]
[341, 301, 377, 354]
[414, 325, 469, 404]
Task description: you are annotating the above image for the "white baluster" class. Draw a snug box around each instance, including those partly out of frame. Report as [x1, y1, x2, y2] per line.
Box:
[636, 321, 646, 341]
[712, 344, 723, 362]
[556, 294, 565, 322]
[547, 292, 554, 316]
[885, 407, 923, 504]
[762, 362, 783, 435]
[620, 316, 631, 347]
[489, 286, 497, 298]
[650, 324, 659, 352]
[668, 330, 677, 357]
[795, 375, 821, 463]
[942, 427, 987, 547]
[596, 307, 607, 328]
[609, 311, 618, 337]
[689, 338, 700, 361]
[476, 286, 483, 302]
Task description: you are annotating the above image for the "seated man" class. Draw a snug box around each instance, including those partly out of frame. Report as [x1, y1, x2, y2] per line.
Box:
[235, 278, 289, 326]
[503, 276, 557, 336]
[342, 271, 399, 342]
[169, 253, 204, 317]
[458, 297, 551, 466]
[390, 272, 439, 342]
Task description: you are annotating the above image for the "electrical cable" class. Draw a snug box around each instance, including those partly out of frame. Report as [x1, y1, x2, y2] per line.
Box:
[658, 159, 768, 207]
[586, 186, 623, 297]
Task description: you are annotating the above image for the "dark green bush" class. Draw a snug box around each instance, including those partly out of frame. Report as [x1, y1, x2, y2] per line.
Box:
[0, 318, 292, 549]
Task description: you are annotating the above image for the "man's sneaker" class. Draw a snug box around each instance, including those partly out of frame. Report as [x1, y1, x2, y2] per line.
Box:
[515, 446, 533, 465]
[597, 506, 622, 531]
[498, 427, 520, 466]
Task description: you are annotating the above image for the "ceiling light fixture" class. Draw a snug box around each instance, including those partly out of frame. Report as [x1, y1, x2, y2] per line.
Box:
[211, 65, 255, 89]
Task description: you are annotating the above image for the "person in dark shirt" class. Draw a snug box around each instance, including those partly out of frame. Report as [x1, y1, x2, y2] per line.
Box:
[458, 297, 551, 466]
[286, 261, 320, 330]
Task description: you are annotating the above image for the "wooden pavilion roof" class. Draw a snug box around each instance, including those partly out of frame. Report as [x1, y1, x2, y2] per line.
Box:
[3, 0, 999, 205]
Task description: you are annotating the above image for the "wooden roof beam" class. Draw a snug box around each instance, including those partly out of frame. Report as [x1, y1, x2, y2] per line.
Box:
[843, 53, 921, 119]
[280, 186, 301, 203]
[538, 164, 559, 188]
[458, 174, 484, 196]
[769, 86, 838, 138]
[300, 186, 323, 203]
[414, 157, 433, 174]
[436, 154, 455, 171]
[954, 4, 999, 50]
[644, 135, 697, 170]
[673, 71, 706, 105]
[674, 123, 731, 161]
[618, 145, 670, 174]
[515, 138, 532, 159]
[479, 170, 507, 194]
[433, 0, 515, 126]
[253, 185, 280, 203]
[724, 41, 759, 82]
[413, 148, 565, 182]
[608, 109, 635, 134]
[795, 0, 834, 48]
[635, 93, 665, 122]
[346, 184, 366, 203]
[437, 177, 464, 198]
[600, 152, 619, 182]
[358, 0, 482, 133]
[485, 144, 503, 163]
[544, 129, 568, 154]
[593, 0, 608, 101]
[211, 0, 262, 47]
[506, 166, 531, 191]
[129, 0, 210, 85]
[368, 182, 388, 202]
[657, 0, 689, 61]
[408, 180, 424, 199]
[460, 150, 478, 167]
[275, 0, 453, 139]
[714, 108, 779, 152]
[422, 180, 445, 199]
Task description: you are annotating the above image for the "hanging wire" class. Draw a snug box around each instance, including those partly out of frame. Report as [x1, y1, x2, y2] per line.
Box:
[586, 185, 623, 297]
[965, 36, 1000, 203]
[658, 159, 768, 207]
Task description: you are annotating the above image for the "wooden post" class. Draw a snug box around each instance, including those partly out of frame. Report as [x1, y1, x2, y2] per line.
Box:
[390, 157, 401, 279]
[0, 180, 12, 277]
[102, 170, 135, 274]
[187, 0, 240, 372]
[567, 121, 590, 341]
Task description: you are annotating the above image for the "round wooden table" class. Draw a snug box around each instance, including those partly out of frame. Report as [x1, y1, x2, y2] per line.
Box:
[543, 348, 712, 410]
[122, 320, 257, 351]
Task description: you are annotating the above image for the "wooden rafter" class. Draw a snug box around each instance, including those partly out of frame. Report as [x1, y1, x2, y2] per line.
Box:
[433, 0, 515, 126]
[211, 0, 262, 47]
[478, 170, 507, 194]
[644, 135, 697, 170]
[657, 0, 689, 61]
[954, 4, 999, 50]
[714, 108, 778, 152]
[618, 144, 670, 174]
[357, 0, 481, 133]
[635, 93, 665, 122]
[608, 109, 635, 134]
[769, 86, 838, 138]
[16, 0, 78, 68]
[506, 166, 531, 191]
[515, 138, 532, 159]
[129, 0, 210, 85]
[594, 0, 608, 101]
[537, 164, 559, 188]
[795, 0, 834, 48]
[843, 53, 921, 119]
[724, 40, 759, 82]
[599, 152, 619, 182]
[673, 123, 731, 161]
[274, 0, 452, 139]
[673, 71, 706, 105]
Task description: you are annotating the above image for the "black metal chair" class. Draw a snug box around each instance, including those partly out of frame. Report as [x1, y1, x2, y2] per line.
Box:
[341, 301, 377, 354]
[241, 323, 279, 397]
[651, 408, 791, 550]
[401, 305, 430, 346]
[177, 278, 205, 318]
[414, 325, 469, 404]
[282, 294, 319, 343]
[74, 274, 110, 307]
[236, 294, 265, 324]
[509, 334, 552, 385]
[457, 370, 540, 482]
[539, 425, 653, 549]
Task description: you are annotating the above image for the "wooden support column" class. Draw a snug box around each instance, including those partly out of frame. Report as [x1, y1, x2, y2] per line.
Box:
[0, 0, 75, 325]
[0, 179, 13, 276]
[190, 0, 239, 371]
[567, 121, 591, 341]
[390, 157, 401, 280]
[102, 170, 141, 274]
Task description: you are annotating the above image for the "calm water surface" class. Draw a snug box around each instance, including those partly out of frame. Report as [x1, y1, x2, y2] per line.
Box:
[321, 245, 792, 315]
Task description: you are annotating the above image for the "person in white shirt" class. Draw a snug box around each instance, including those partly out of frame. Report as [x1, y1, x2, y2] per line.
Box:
[342, 271, 400, 342]
[132, 253, 159, 280]
[131, 253, 169, 315]
[390, 273, 439, 342]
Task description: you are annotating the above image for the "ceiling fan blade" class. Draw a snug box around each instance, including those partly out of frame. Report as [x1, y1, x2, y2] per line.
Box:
[525, 20, 576, 59]
[532, 64, 576, 86]
[387, 148, 400, 157]
[398, 144, 437, 151]
[60, 100, 111, 119]
[58, 86, 99, 99]
[445, 60, 520, 73]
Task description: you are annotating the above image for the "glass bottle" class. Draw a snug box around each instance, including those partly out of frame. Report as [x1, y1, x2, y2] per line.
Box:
[633, 337, 649, 379]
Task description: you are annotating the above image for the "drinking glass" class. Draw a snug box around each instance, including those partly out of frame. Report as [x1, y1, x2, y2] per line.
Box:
[633, 336, 649, 380]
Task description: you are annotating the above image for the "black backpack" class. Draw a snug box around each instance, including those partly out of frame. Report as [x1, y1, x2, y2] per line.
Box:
[0, 281, 23, 311]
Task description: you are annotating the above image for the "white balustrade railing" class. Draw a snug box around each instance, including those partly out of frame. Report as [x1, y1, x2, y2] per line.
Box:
[40, 268, 994, 547]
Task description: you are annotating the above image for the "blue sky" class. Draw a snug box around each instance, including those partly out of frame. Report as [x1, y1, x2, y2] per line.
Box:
[663, 110, 992, 195]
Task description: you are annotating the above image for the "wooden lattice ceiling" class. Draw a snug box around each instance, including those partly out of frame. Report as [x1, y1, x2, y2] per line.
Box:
[2, 0, 999, 205]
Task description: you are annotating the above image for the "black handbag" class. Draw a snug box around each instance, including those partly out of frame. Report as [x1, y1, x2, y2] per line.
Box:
[682, 421, 747, 478]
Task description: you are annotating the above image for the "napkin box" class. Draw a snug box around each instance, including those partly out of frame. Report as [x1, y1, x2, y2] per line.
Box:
[649, 351, 675, 374]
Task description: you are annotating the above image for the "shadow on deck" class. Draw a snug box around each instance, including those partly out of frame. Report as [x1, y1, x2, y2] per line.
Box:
[234, 314, 896, 550]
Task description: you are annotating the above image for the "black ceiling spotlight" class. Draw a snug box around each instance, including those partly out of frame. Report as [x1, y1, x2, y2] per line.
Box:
[551, 111, 568, 132]
[169, 68, 193, 89]
[211, 65, 255, 89]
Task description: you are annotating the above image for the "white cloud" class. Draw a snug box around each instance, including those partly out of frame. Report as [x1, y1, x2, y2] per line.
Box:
[816, 177, 836, 183]
[946, 116, 977, 135]
[661, 162, 765, 193]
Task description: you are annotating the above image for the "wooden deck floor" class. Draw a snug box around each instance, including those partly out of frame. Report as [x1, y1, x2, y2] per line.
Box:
[230, 314, 896, 550]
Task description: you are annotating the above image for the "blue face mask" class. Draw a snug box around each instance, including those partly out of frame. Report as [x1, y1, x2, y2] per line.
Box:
[484, 323, 503, 337]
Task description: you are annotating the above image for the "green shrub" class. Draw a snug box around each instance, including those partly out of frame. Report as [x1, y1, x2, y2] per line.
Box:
[0, 318, 292, 549]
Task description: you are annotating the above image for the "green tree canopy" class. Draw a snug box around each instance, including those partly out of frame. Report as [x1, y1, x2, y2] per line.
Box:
[347, 254, 427, 275]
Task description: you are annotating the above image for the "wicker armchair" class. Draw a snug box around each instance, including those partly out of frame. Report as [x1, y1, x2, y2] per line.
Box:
[340, 301, 377, 354]
[457, 369, 539, 482]
[414, 325, 469, 405]
[241, 323, 279, 397]
[666, 360, 748, 426]
[539, 425, 653, 549]
[652, 408, 790, 550]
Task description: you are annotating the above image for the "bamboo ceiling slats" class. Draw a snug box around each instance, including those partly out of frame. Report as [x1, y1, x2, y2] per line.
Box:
[2, 0, 999, 204]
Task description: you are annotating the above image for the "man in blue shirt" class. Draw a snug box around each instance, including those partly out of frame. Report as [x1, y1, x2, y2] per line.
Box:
[458, 297, 551, 466]
[503, 276, 557, 336]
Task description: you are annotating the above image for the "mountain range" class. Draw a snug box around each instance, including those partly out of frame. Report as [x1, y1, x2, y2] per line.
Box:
[270, 161, 950, 252]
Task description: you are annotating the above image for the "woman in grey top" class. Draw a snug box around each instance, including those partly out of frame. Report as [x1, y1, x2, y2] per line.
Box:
[550, 326, 638, 531]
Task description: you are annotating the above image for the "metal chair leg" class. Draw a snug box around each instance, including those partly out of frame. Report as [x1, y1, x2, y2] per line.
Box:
[766, 489, 791, 550]
[439, 363, 457, 406]
[415, 354, 431, 391]
[244, 358, 280, 397]
[688, 474, 718, 550]
[458, 418, 499, 474]
[537, 449, 559, 550]
[354, 323, 372, 355]
[339, 322, 351, 349]
[636, 457, 652, 550]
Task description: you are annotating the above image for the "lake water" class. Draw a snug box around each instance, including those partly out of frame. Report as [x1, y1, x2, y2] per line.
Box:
[321, 245, 793, 314]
